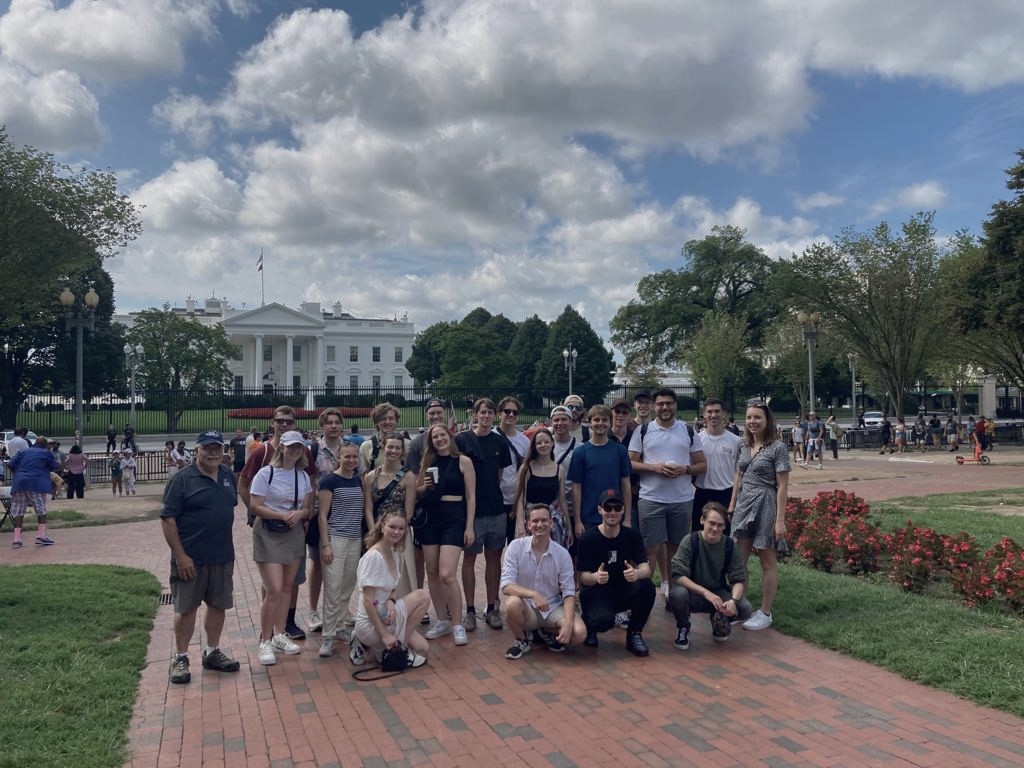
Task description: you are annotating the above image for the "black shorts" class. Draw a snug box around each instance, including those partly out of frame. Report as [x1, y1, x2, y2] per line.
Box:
[418, 500, 466, 548]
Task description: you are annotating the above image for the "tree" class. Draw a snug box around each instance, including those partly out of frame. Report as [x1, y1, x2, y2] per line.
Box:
[484, 313, 517, 350]
[682, 311, 750, 399]
[507, 315, 549, 408]
[534, 306, 614, 406]
[435, 324, 513, 396]
[0, 129, 141, 426]
[610, 225, 777, 369]
[461, 307, 493, 328]
[406, 321, 456, 387]
[129, 310, 237, 432]
[774, 213, 946, 417]
[762, 318, 814, 414]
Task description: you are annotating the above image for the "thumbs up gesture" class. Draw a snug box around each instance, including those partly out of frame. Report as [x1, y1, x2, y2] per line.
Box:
[595, 562, 609, 585]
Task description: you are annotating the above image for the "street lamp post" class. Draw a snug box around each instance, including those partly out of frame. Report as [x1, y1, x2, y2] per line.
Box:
[847, 353, 857, 423]
[60, 287, 100, 437]
[561, 345, 578, 397]
[124, 343, 144, 428]
[797, 311, 821, 412]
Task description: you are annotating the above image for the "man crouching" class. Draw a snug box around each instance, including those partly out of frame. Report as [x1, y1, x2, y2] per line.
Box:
[499, 502, 586, 659]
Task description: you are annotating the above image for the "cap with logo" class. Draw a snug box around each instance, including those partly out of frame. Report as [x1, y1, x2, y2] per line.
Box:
[599, 488, 624, 506]
[196, 430, 225, 446]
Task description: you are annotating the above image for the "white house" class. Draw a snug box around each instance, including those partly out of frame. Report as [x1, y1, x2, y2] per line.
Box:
[114, 297, 415, 392]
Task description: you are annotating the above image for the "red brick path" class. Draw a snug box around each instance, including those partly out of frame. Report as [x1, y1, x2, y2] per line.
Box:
[2, 452, 1023, 767]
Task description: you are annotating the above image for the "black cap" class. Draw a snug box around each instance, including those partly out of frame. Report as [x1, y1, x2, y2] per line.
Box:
[599, 488, 624, 506]
[425, 398, 445, 411]
[634, 389, 652, 402]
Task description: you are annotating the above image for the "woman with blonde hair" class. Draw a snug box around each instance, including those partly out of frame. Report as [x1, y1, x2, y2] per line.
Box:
[416, 424, 476, 647]
[249, 431, 314, 665]
[727, 402, 790, 632]
[352, 509, 431, 668]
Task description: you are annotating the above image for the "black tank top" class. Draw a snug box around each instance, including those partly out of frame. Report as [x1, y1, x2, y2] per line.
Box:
[434, 455, 465, 496]
[525, 472, 559, 505]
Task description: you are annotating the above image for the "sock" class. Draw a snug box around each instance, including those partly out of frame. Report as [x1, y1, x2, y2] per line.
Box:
[466, 606, 476, 614]
[486, 603, 495, 613]
[175, 651, 188, 660]
[286, 608, 297, 625]
[206, 646, 218, 655]
[38, 522, 47, 537]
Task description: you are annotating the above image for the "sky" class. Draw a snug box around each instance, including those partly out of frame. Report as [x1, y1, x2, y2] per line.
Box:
[2, 0, 1023, 348]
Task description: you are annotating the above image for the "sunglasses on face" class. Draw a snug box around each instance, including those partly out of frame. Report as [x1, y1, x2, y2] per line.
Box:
[274, 418, 295, 425]
[566, 404, 583, 411]
[502, 409, 518, 416]
[613, 409, 630, 415]
[602, 503, 624, 512]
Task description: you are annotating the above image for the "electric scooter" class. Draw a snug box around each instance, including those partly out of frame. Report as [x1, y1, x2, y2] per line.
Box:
[955, 439, 990, 466]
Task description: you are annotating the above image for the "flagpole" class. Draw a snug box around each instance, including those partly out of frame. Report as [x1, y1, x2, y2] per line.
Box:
[258, 248, 265, 306]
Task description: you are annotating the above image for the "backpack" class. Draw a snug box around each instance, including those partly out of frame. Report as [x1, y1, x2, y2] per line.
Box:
[494, 429, 524, 469]
[691, 533, 734, 589]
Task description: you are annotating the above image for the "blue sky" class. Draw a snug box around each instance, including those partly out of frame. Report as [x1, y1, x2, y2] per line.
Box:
[2, 0, 1023, 346]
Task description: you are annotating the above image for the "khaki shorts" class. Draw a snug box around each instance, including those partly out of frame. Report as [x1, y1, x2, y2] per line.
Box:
[170, 561, 234, 614]
[522, 604, 567, 632]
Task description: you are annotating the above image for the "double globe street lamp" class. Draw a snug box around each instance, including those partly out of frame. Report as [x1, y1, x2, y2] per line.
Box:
[562, 345, 578, 397]
[59, 287, 100, 437]
[797, 311, 821, 413]
[124, 343, 144, 428]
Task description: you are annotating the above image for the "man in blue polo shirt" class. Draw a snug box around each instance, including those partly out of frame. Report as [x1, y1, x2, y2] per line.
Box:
[161, 430, 240, 684]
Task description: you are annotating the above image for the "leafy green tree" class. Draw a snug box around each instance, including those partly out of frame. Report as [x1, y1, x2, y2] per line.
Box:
[683, 311, 750, 399]
[762, 318, 814, 413]
[0, 129, 141, 426]
[774, 213, 946, 417]
[507, 315, 549, 407]
[129, 310, 237, 433]
[535, 306, 614, 406]
[406, 321, 456, 387]
[610, 225, 777, 369]
[484, 313, 517, 350]
[435, 324, 513, 396]
[461, 307, 493, 328]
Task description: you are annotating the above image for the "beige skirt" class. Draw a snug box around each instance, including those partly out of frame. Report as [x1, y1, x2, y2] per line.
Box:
[252, 519, 305, 564]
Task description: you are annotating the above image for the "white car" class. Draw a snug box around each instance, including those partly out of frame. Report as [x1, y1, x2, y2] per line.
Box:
[861, 411, 884, 428]
[0, 429, 40, 452]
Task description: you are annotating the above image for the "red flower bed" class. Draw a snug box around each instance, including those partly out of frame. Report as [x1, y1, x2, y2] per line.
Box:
[227, 407, 372, 420]
[883, 521, 945, 593]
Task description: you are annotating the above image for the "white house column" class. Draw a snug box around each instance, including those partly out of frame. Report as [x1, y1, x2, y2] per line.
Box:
[315, 335, 325, 388]
[254, 335, 263, 387]
[286, 335, 295, 392]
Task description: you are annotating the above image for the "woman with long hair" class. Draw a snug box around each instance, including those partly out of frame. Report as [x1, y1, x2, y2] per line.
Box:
[512, 428, 570, 546]
[249, 431, 314, 665]
[363, 432, 418, 597]
[895, 418, 907, 454]
[317, 442, 364, 658]
[352, 509, 431, 668]
[727, 402, 790, 632]
[63, 444, 88, 499]
[416, 424, 476, 647]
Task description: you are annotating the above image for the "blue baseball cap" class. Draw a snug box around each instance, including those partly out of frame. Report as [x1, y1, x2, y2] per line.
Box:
[196, 430, 224, 446]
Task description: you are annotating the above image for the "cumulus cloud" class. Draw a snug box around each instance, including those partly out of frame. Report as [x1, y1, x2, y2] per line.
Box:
[869, 180, 948, 217]
[0, 62, 104, 151]
[794, 191, 846, 212]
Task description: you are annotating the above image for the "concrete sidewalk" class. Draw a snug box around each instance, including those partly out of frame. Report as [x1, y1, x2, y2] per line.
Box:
[2, 457, 1023, 767]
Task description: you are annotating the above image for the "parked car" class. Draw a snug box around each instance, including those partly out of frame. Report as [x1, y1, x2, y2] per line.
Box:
[0, 429, 40, 452]
[861, 411, 884, 428]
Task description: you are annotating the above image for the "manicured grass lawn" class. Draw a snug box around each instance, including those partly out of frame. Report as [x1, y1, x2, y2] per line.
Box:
[744, 490, 1024, 717]
[0, 565, 160, 768]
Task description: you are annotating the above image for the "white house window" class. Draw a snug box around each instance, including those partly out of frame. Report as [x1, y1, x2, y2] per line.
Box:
[263, 346, 273, 361]
[349, 375, 359, 389]
[372, 346, 381, 363]
[326, 345, 336, 363]
[292, 345, 301, 362]
[394, 347, 403, 363]
[349, 346, 358, 362]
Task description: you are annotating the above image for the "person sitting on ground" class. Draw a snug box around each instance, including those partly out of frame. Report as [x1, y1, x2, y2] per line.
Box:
[352, 509, 431, 668]
[668, 502, 752, 650]
[499, 502, 586, 659]
[577, 489, 655, 657]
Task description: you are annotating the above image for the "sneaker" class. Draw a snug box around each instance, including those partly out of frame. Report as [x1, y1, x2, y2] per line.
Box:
[284, 622, 306, 641]
[35, 536, 55, 546]
[307, 611, 323, 632]
[543, 632, 566, 653]
[202, 648, 240, 672]
[271, 633, 302, 655]
[661, 581, 669, 599]
[424, 620, 453, 639]
[407, 650, 427, 668]
[710, 612, 732, 642]
[485, 608, 503, 630]
[626, 631, 650, 657]
[12, 540, 23, 549]
[258, 640, 276, 666]
[674, 627, 690, 651]
[504, 638, 530, 660]
[318, 638, 335, 658]
[462, 611, 477, 632]
[614, 611, 630, 629]
[349, 638, 366, 666]
[583, 631, 599, 648]
[743, 609, 773, 631]
[336, 627, 353, 644]
[452, 624, 469, 646]
[169, 655, 191, 684]
[420, 614, 431, 626]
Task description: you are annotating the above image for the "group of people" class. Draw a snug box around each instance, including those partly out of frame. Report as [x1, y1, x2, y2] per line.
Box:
[159, 390, 791, 683]
[877, 413, 994, 454]
[789, 412, 842, 468]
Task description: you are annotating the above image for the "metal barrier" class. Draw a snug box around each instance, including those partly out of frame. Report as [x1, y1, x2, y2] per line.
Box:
[86, 452, 173, 485]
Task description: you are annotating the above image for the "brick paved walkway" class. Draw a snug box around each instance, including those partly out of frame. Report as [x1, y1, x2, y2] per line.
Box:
[2, 454, 1023, 767]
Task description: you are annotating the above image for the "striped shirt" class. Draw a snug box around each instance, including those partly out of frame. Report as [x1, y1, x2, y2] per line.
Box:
[319, 472, 363, 539]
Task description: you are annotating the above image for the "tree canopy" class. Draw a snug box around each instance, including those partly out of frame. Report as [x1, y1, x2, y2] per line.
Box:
[0, 129, 141, 426]
[534, 305, 614, 405]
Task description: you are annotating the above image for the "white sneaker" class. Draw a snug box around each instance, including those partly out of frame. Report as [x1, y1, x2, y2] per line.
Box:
[407, 650, 427, 668]
[308, 610, 323, 632]
[349, 638, 366, 666]
[452, 624, 469, 646]
[258, 640, 276, 666]
[661, 581, 669, 599]
[271, 633, 302, 655]
[743, 609, 773, 631]
[318, 638, 335, 657]
[425, 620, 453, 639]
[614, 611, 630, 629]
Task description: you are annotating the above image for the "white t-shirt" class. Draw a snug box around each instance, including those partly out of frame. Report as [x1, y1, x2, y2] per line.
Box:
[695, 430, 741, 491]
[6, 435, 29, 459]
[251, 464, 313, 513]
[497, 428, 530, 505]
[553, 436, 576, 514]
[627, 420, 704, 503]
[355, 548, 402, 638]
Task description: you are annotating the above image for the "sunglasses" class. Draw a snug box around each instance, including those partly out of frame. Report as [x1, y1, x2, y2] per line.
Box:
[602, 503, 624, 512]
[502, 409, 518, 416]
[613, 408, 630, 415]
[274, 418, 295, 425]
[566, 404, 583, 411]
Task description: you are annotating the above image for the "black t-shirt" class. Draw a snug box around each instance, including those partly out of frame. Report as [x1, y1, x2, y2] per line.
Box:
[577, 526, 648, 588]
[229, 437, 247, 464]
[455, 430, 512, 517]
[160, 464, 238, 566]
